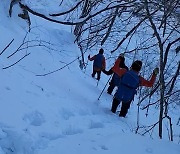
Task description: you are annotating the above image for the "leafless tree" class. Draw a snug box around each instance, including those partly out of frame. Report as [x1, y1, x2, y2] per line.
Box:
[8, 0, 179, 140]
[142, 0, 179, 140]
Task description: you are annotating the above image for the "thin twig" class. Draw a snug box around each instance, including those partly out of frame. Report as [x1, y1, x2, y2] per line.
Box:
[3, 53, 31, 69]
[0, 39, 14, 56]
[36, 57, 78, 76]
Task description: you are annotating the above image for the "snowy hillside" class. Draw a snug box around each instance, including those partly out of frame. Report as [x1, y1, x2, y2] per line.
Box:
[0, 0, 180, 154]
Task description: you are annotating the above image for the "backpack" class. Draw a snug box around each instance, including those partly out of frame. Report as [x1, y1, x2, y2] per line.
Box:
[93, 54, 104, 69]
[115, 70, 140, 102]
[112, 66, 129, 86]
[112, 73, 121, 86]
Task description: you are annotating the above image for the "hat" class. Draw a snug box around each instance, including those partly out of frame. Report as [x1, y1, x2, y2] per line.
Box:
[99, 48, 104, 54]
[131, 60, 142, 72]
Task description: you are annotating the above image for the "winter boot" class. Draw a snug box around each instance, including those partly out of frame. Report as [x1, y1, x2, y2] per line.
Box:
[111, 98, 120, 113]
[119, 101, 131, 117]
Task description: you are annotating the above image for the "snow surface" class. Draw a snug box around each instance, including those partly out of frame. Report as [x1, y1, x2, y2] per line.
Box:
[0, 0, 179, 154]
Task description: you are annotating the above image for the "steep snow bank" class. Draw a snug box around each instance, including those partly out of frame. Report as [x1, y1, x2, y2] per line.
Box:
[0, 1, 179, 154]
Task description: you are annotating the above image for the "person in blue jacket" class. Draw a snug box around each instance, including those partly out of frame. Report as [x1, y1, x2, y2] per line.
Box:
[88, 48, 106, 81]
[111, 58, 159, 117]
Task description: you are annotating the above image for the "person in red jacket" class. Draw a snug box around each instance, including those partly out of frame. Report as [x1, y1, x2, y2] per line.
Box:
[111, 57, 159, 117]
[102, 54, 128, 95]
[88, 48, 106, 81]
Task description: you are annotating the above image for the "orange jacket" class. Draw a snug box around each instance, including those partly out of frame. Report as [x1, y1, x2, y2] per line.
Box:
[112, 58, 157, 87]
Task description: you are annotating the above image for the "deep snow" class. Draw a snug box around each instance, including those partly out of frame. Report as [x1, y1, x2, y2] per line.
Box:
[0, 0, 179, 154]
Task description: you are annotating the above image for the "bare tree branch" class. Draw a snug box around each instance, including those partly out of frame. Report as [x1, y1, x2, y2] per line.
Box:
[110, 11, 159, 53]
[167, 62, 180, 95]
[2, 53, 30, 70]
[0, 39, 14, 56]
[36, 57, 79, 76]
[50, 1, 84, 16]
[101, 7, 119, 45]
[164, 37, 180, 67]
[19, 2, 135, 26]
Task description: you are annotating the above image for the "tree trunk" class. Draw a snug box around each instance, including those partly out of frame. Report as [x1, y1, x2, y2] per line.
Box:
[74, 0, 92, 68]
[144, 0, 166, 139]
[159, 57, 165, 139]
[74, 0, 91, 38]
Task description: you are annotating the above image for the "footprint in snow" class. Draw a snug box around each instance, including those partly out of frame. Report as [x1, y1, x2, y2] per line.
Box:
[5, 87, 11, 90]
[62, 126, 83, 136]
[59, 108, 75, 120]
[89, 121, 104, 129]
[78, 109, 89, 116]
[146, 148, 153, 153]
[26, 90, 39, 97]
[40, 132, 64, 140]
[100, 145, 109, 150]
[23, 111, 45, 126]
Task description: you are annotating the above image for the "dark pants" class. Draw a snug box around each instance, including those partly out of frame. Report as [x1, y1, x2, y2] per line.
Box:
[92, 69, 101, 80]
[111, 97, 131, 117]
[107, 73, 120, 95]
[107, 79, 116, 94]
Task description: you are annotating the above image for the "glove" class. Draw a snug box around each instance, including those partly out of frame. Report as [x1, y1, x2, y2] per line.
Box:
[118, 53, 125, 58]
[153, 67, 159, 75]
[102, 69, 106, 73]
[88, 55, 90, 59]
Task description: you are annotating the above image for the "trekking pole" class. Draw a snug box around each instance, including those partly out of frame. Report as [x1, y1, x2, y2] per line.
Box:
[98, 74, 113, 100]
[96, 80, 99, 87]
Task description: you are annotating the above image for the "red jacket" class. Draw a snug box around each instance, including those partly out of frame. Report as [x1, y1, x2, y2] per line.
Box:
[112, 58, 157, 87]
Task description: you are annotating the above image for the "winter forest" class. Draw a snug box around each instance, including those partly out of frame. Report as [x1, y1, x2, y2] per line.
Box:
[0, 0, 180, 154]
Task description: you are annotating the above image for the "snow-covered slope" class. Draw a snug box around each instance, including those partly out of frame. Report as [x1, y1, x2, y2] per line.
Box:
[0, 0, 179, 154]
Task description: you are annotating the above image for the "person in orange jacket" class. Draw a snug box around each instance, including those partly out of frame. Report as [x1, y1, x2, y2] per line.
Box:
[88, 48, 106, 81]
[111, 56, 159, 117]
[102, 54, 128, 95]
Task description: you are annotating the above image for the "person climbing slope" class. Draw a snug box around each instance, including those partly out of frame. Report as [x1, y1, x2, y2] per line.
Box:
[88, 48, 106, 81]
[102, 53, 128, 95]
[110, 57, 159, 117]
